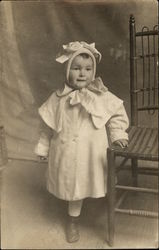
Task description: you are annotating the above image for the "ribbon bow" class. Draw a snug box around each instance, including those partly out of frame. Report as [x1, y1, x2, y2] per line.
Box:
[38, 77, 123, 132]
[56, 41, 102, 64]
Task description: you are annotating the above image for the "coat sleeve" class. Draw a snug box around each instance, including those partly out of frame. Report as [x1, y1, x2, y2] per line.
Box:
[106, 103, 129, 144]
[34, 118, 53, 157]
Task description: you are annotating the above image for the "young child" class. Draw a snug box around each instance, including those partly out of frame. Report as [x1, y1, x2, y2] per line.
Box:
[35, 41, 129, 243]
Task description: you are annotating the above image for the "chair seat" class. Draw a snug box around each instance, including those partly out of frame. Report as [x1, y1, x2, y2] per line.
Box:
[112, 126, 158, 161]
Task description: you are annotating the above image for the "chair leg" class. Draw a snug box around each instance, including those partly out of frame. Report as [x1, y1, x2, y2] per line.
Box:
[107, 148, 116, 247]
[131, 158, 138, 186]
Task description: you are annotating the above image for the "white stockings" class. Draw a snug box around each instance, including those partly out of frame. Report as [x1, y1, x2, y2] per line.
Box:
[68, 200, 83, 217]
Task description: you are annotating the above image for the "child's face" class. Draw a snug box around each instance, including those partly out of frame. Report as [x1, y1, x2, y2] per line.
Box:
[68, 55, 94, 89]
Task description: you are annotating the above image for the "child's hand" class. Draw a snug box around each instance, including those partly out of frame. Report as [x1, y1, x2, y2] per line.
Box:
[38, 156, 48, 162]
[112, 139, 128, 148]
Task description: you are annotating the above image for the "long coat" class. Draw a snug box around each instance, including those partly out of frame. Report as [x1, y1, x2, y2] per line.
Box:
[35, 78, 129, 201]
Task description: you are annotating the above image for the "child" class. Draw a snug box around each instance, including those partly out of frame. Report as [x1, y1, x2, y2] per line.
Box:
[35, 41, 129, 243]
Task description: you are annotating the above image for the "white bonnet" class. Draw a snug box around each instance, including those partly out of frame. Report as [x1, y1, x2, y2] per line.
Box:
[56, 41, 102, 81]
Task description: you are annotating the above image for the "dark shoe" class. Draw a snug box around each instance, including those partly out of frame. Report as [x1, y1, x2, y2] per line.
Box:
[66, 216, 80, 243]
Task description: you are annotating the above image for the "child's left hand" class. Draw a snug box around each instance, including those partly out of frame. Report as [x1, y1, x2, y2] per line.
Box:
[112, 139, 128, 148]
[38, 156, 48, 162]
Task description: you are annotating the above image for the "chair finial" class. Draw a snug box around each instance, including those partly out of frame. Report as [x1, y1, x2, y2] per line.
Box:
[130, 14, 135, 24]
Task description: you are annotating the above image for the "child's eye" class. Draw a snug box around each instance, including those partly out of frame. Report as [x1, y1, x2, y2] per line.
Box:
[86, 68, 92, 71]
[72, 67, 79, 70]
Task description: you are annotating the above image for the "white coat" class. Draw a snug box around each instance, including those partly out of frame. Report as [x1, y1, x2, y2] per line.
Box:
[35, 77, 129, 201]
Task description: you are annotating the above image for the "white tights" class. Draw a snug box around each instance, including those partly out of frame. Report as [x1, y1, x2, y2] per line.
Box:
[68, 200, 83, 217]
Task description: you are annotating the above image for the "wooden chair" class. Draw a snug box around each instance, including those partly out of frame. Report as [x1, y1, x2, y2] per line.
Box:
[107, 14, 159, 246]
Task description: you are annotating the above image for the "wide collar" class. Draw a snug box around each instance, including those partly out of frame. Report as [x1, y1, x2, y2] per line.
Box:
[38, 77, 123, 132]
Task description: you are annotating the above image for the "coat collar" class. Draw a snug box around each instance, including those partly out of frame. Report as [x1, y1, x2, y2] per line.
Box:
[38, 77, 123, 132]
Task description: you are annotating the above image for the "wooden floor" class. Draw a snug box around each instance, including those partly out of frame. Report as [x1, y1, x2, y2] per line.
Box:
[1, 159, 158, 249]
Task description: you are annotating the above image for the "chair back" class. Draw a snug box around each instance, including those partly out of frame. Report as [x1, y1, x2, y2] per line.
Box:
[129, 15, 159, 126]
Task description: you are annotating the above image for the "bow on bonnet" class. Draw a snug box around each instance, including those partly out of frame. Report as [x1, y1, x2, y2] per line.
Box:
[56, 41, 102, 64]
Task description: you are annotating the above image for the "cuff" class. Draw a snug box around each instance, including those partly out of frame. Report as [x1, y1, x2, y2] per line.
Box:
[109, 129, 129, 143]
[34, 142, 49, 157]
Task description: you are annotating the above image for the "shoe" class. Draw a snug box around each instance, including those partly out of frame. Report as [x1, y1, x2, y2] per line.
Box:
[66, 216, 80, 243]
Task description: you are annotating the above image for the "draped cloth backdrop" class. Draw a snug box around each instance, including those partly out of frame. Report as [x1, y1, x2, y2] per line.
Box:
[0, 0, 157, 160]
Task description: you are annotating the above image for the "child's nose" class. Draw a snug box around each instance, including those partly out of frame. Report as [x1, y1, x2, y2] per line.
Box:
[79, 69, 85, 76]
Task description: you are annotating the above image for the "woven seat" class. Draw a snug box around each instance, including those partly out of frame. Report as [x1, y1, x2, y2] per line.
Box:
[114, 126, 158, 160]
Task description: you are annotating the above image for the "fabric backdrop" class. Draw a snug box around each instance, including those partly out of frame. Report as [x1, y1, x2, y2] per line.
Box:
[0, 0, 157, 160]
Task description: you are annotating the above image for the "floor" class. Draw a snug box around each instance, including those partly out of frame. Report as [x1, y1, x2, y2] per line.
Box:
[1, 159, 158, 249]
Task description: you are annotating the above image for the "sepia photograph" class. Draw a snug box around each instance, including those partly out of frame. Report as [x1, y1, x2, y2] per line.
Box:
[0, 0, 158, 249]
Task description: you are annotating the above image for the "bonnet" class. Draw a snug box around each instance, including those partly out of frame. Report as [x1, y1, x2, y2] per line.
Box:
[56, 41, 102, 81]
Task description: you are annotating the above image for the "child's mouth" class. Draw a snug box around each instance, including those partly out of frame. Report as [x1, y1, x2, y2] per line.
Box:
[77, 79, 86, 82]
